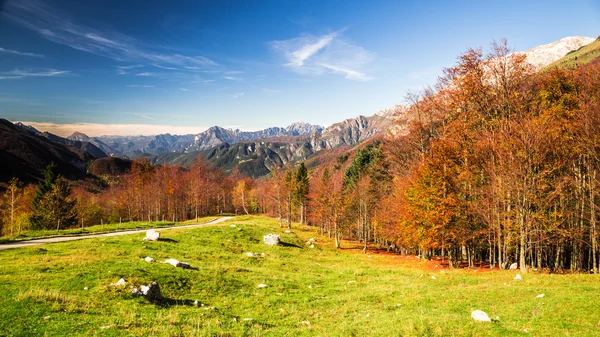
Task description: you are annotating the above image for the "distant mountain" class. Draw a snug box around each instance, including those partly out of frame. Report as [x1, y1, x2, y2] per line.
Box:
[147, 111, 400, 177]
[96, 122, 324, 158]
[67, 131, 125, 157]
[545, 36, 600, 70]
[0, 119, 91, 184]
[14, 123, 109, 161]
[519, 36, 595, 70]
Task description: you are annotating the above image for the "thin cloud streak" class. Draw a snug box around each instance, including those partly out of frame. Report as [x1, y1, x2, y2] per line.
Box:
[5, 0, 218, 69]
[270, 28, 374, 81]
[0, 69, 71, 79]
[0, 47, 45, 58]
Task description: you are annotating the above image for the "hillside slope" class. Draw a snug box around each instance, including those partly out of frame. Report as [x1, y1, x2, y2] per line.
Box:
[545, 36, 600, 69]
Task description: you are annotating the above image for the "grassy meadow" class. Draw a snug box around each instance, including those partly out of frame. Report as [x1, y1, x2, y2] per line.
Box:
[0, 215, 598, 336]
[0, 216, 217, 244]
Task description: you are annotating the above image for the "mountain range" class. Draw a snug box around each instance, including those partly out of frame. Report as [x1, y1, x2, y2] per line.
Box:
[3, 35, 598, 183]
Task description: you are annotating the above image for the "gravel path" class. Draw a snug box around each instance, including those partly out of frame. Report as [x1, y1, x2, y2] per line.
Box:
[0, 217, 234, 251]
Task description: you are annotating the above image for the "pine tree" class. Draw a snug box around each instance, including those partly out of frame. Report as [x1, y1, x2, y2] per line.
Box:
[30, 163, 77, 230]
[294, 162, 309, 224]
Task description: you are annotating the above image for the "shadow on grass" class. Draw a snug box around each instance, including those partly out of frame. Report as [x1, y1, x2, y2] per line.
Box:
[157, 238, 178, 243]
[279, 241, 302, 248]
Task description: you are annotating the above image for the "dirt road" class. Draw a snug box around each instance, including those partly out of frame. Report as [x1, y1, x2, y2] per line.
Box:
[0, 217, 234, 251]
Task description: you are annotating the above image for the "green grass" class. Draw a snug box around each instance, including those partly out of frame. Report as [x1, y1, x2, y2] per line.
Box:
[0, 215, 598, 336]
[545, 37, 600, 70]
[0, 216, 217, 244]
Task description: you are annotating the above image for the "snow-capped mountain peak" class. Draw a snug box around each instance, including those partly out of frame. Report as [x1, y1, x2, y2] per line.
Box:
[520, 36, 594, 69]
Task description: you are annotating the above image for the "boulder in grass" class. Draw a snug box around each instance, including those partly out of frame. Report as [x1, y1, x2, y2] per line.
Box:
[144, 256, 155, 263]
[257, 283, 268, 288]
[163, 258, 192, 269]
[112, 278, 126, 287]
[471, 310, 492, 322]
[509, 263, 518, 270]
[132, 282, 163, 303]
[144, 230, 160, 241]
[514, 274, 522, 281]
[263, 234, 280, 246]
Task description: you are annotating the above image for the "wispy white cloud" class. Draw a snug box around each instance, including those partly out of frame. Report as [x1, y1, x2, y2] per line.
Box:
[261, 88, 282, 94]
[152, 64, 177, 70]
[223, 76, 242, 81]
[179, 88, 190, 91]
[0, 47, 44, 58]
[0, 68, 71, 80]
[270, 28, 373, 81]
[17, 121, 209, 137]
[320, 63, 371, 81]
[230, 93, 244, 99]
[135, 72, 153, 77]
[5, 0, 218, 69]
[127, 84, 154, 88]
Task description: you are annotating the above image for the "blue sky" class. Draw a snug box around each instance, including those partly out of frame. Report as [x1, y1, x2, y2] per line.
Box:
[0, 0, 599, 136]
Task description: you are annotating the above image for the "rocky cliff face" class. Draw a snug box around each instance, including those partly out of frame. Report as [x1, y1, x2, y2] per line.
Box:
[148, 108, 402, 177]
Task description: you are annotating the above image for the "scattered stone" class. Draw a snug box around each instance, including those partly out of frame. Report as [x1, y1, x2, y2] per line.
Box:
[132, 282, 163, 303]
[162, 258, 191, 268]
[509, 262, 518, 270]
[112, 278, 127, 287]
[514, 274, 523, 281]
[99, 325, 111, 329]
[143, 230, 160, 241]
[431, 275, 437, 280]
[246, 252, 263, 257]
[193, 300, 199, 307]
[308, 285, 312, 289]
[471, 310, 492, 322]
[263, 234, 280, 246]
[309, 238, 315, 242]
[368, 255, 372, 258]
[347, 280, 357, 284]
[257, 283, 268, 288]
[440, 270, 445, 274]
[309, 244, 315, 249]
[536, 294, 545, 298]
[504, 282, 511, 286]
[301, 321, 311, 326]
[396, 304, 401, 307]
[144, 256, 155, 263]
[285, 230, 292, 233]
[230, 224, 236, 227]
[84, 287, 88, 290]
[523, 329, 529, 333]
[243, 318, 253, 321]
[44, 316, 51, 320]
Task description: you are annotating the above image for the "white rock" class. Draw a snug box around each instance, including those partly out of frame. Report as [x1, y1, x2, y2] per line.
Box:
[471, 310, 492, 322]
[132, 282, 163, 303]
[99, 325, 111, 329]
[164, 258, 180, 267]
[285, 230, 292, 233]
[514, 274, 522, 281]
[308, 285, 312, 289]
[44, 316, 51, 320]
[309, 244, 315, 249]
[263, 234, 280, 246]
[309, 238, 315, 242]
[144, 230, 160, 241]
[509, 263, 518, 270]
[536, 294, 545, 298]
[112, 278, 126, 286]
[243, 318, 253, 321]
[230, 224, 236, 227]
[301, 321, 311, 326]
[144, 256, 155, 263]
[246, 252, 263, 257]
[84, 287, 88, 290]
[347, 280, 357, 284]
[257, 283, 268, 288]
[431, 275, 436, 280]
